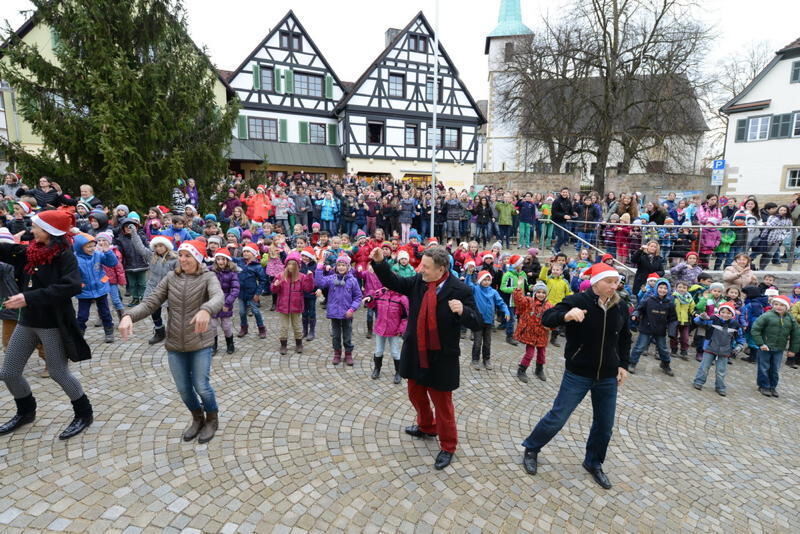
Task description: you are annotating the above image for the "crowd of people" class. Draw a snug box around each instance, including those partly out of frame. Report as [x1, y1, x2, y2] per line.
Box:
[0, 170, 798, 482]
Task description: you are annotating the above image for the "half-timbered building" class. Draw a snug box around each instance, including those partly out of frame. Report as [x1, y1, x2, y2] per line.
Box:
[227, 10, 346, 181]
[334, 12, 486, 189]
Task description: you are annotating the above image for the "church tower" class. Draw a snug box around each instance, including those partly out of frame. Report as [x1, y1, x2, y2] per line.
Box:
[484, 0, 532, 172]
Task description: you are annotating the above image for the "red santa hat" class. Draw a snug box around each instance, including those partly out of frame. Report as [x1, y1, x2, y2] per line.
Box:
[156, 205, 170, 215]
[480, 251, 494, 262]
[31, 210, 73, 236]
[149, 235, 174, 251]
[477, 270, 493, 284]
[647, 272, 661, 281]
[301, 247, 317, 261]
[601, 253, 613, 262]
[242, 243, 260, 256]
[214, 247, 233, 261]
[15, 201, 32, 215]
[427, 237, 439, 246]
[178, 240, 207, 265]
[464, 256, 476, 269]
[770, 295, 791, 310]
[717, 301, 738, 315]
[586, 263, 621, 286]
[509, 254, 524, 268]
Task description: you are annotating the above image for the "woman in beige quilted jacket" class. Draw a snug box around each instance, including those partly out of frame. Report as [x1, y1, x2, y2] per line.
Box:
[119, 240, 223, 443]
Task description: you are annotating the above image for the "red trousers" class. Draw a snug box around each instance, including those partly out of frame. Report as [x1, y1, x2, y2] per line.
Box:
[407, 379, 457, 453]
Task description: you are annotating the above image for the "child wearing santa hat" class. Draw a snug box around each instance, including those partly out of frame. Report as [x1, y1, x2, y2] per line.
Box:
[465, 269, 510, 370]
[210, 248, 240, 355]
[234, 244, 267, 338]
[692, 301, 745, 396]
[751, 295, 800, 397]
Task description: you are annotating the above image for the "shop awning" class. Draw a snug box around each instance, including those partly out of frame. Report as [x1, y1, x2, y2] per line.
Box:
[228, 139, 344, 169]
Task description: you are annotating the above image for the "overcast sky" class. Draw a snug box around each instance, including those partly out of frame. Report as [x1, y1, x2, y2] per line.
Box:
[3, 0, 800, 102]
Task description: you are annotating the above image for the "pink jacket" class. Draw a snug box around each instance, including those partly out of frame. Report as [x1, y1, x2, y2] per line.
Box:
[365, 288, 409, 337]
[355, 268, 383, 295]
[104, 247, 127, 286]
[271, 273, 314, 314]
[699, 227, 721, 254]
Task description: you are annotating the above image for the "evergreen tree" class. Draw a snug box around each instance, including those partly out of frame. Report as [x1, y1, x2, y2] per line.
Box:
[0, 0, 238, 209]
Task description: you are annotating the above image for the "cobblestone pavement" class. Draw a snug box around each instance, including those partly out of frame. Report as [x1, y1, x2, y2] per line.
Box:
[1, 306, 799, 533]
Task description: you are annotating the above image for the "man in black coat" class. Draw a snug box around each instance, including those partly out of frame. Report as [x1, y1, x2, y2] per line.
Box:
[371, 245, 481, 470]
[551, 187, 576, 254]
[520, 263, 631, 489]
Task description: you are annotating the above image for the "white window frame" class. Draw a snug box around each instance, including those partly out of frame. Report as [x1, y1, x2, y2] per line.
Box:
[388, 74, 405, 98]
[793, 112, 800, 138]
[295, 73, 322, 98]
[308, 123, 326, 145]
[747, 116, 770, 141]
[786, 169, 800, 189]
[792, 60, 800, 83]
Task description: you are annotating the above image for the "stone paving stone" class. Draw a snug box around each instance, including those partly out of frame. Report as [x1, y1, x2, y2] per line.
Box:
[0, 305, 799, 531]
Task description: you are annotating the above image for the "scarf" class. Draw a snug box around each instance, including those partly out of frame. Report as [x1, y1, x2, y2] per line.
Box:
[24, 239, 69, 275]
[416, 271, 449, 369]
[673, 291, 694, 305]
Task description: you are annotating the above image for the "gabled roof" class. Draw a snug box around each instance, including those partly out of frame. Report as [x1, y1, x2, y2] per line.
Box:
[227, 10, 344, 89]
[334, 11, 486, 124]
[0, 11, 236, 99]
[720, 35, 800, 114]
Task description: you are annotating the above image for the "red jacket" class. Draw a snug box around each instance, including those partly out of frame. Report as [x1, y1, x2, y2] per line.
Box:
[352, 242, 373, 272]
[271, 272, 314, 314]
[513, 289, 552, 347]
[104, 247, 127, 286]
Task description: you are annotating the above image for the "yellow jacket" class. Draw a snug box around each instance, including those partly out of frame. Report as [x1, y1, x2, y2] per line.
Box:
[545, 276, 572, 305]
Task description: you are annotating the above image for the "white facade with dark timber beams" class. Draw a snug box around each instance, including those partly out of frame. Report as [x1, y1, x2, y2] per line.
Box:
[335, 12, 486, 188]
[227, 10, 346, 180]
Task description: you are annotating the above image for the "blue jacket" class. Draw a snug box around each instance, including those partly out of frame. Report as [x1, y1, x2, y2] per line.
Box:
[315, 267, 362, 319]
[693, 315, 745, 356]
[74, 234, 118, 299]
[465, 276, 509, 325]
[154, 226, 195, 243]
[315, 198, 339, 221]
[234, 258, 266, 300]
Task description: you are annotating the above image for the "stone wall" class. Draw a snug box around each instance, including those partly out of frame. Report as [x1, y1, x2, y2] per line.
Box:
[473, 171, 713, 200]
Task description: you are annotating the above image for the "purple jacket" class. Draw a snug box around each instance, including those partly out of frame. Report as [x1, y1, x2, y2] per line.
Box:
[213, 268, 240, 318]
[315, 267, 362, 319]
[222, 197, 241, 218]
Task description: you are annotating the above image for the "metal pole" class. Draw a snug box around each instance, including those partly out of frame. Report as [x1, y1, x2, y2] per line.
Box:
[429, 0, 439, 240]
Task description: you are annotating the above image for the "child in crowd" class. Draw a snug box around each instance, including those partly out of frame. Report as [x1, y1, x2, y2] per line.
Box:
[628, 278, 677, 376]
[392, 250, 416, 278]
[299, 247, 321, 341]
[698, 218, 721, 269]
[364, 286, 409, 383]
[659, 218, 676, 260]
[751, 295, 800, 397]
[670, 251, 702, 286]
[601, 214, 619, 257]
[115, 217, 149, 306]
[210, 248, 240, 355]
[670, 223, 695, 265]
[74, 233, 118, 343]
[741, 285, 768, 362]
[95, 231, 126, 322]
[500, 255, 527, 346]
[790, 282, 800, 304]
[713, 219, 736, 270]
[466, 270, 510, 370]
[538, 195, 553, 249]
[693, 281, 725, 361]
[272, 251, 315, 355]
[670, 281, 694, 360]
[542, 263, 571, 347]
[513, 281, 552, 383]
[615, 213, 632, 264]
[637, 272, 661, 303]
[315, 254, 362, 366]
[758, 274, 776, 295]
[689, 273, 713, 302]
[264, 238, 287, 311]
[692, 302, 744, 396]
[235, 244, 267, 339]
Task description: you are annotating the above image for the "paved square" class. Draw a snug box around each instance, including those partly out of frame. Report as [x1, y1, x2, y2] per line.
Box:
[0, 308, 798, 532]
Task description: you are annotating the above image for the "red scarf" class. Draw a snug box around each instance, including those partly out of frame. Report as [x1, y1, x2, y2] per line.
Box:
[24, 240, 69, 275]
[416, 271, 449, 369]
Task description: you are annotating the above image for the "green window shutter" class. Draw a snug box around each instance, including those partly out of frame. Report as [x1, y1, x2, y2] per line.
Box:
[274, 68, 283, 93]
[769, 114, 791, 139]
[780, 114, 792, 137]
[237, 116, 248, 140]
[735, 119, 747, 142]
[327, 124, 338, 145]
[279, 119, 288, 142]
[299, 121, 309, 143]
[285, 69, 294, 94]
[252, 64, 261, 90]
[325, 75, 333, 99]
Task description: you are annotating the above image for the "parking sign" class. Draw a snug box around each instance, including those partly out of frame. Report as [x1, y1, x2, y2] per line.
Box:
[712, 159, 725, 170]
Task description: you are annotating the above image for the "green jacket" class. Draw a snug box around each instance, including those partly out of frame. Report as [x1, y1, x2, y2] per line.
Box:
[500, 269, 527, 306]
[495, 201, 516, 226]
[714, 229, 736, 254]
[391, 262, 417, 278]
[751, 311, 800, 353]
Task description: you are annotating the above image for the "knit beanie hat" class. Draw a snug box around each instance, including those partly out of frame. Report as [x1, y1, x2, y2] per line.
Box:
[128, 212, 141, 224]
[356, 229, 367, 240]
[284, 251, 302, 265]
[95, 231, 114, 244]
[409, 229, 421, 241]
[178, 240, 206, 265]
[114, 204, 129, 216]
[527, 247, 539, 257]
[685, 251, 698, 260]
[709, 282, 724, 292]
[226, 227, 241, 241]
[397, 250, 410, 262]
[0, 227, 15, 244]
[207, 235, 224, 246]
[532, 281, 549, 294]
[336, 254, 352, 266]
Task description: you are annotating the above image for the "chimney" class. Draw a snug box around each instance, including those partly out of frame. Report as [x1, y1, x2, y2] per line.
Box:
[385, 28, 401, 47]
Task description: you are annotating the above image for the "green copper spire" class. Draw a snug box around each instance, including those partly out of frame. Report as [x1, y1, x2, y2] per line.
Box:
[487, 0, 533, 38]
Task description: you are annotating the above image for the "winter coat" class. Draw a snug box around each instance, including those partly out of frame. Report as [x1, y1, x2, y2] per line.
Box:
[399, 198, 418, 224]
[234, 259, 266, 300]
[372, 259, 481, 391]
[473, 203, 493, 225]
[273, 197, 293, 220]
[574, 203, 601, 232]
[465, 276, 509, 325]
[633, 281, 677, 336]
[630, 249, 665, 295]
[517, 201, 537, 224]
[131, 231, 178, 298]
[315, 198, 338, 221]
[544, 275, 572, 305]
[0, 262, 20, 321]
[543, 288, 632, 379]
[699, 227, 721, 254]
[495, 201, 516, 226]
[672, 291, 695, 325]
[693, 316, 744, 356]
[751, 311, 800, 353]
[722, 263, 757, 290]
[765, 215, 792, 244]
[391, 262, 416, 278]
[670, 262, 703, 286]
[551, 196, 574, 224]
[513, 289, 552, 347]
[73, 234, 118, 299]
[271, 272, 314, 314]
[715, 229, 736, 253]
[213, 269, 240, 318]
[115, 222, 150, 272]
[351, 244, 373, 273]
[365, 288, 409, 337]
[355, 268, 383, 296]
[314, 267, 362, 319]
[695, 203, 721, 224]
[499, 269, 527, 307]
[127, 270, 223, 352]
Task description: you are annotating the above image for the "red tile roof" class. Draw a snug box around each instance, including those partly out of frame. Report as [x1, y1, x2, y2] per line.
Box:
[778, 36, 800, 53]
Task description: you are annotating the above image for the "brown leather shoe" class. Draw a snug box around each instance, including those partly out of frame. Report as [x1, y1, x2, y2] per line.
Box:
[197, 412, 218, 444]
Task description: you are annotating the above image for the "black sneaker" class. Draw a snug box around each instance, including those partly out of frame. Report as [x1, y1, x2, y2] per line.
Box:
[771, 389, 779, 398]
[759, 387, 772, 397]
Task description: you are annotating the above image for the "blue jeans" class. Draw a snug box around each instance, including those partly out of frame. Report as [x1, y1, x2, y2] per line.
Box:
[575, 231, 595, 250]
[167, 347, 217, 412]
[477, 223, 491, 245]
[321, 220, 336, 234]
[756, 349, 783, 389]
[109, 284, 124, 310]
[522, 370, 617, 469]
[499, 225, 512, 248]
[629, 333, 670, 365]
[553, 225, 569, 252]
[238, 297, 264, 328]
[693, 352, 729, 392]
[376, 335, 402, 360]
[420, 218, 430, 240]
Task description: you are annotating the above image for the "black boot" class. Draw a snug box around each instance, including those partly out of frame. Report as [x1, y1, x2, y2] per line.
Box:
[366, 317, 373, 339]
[302, 317, 309, 340]
[103, 325, 115, 344]
[59, 394, 93, 440]
[535, 363, 546, 381]
[0, 394, 36, 435]
[212, 336, 218, 355]
[550, 331, 560, 347]
[372, 355, 383, 379]
[306, 319, 316, 341]
[393, 359, 402, 384]
[516, 365, 529, 383]
[225, 336, 235, 354]
[148, 326, 166, 345]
